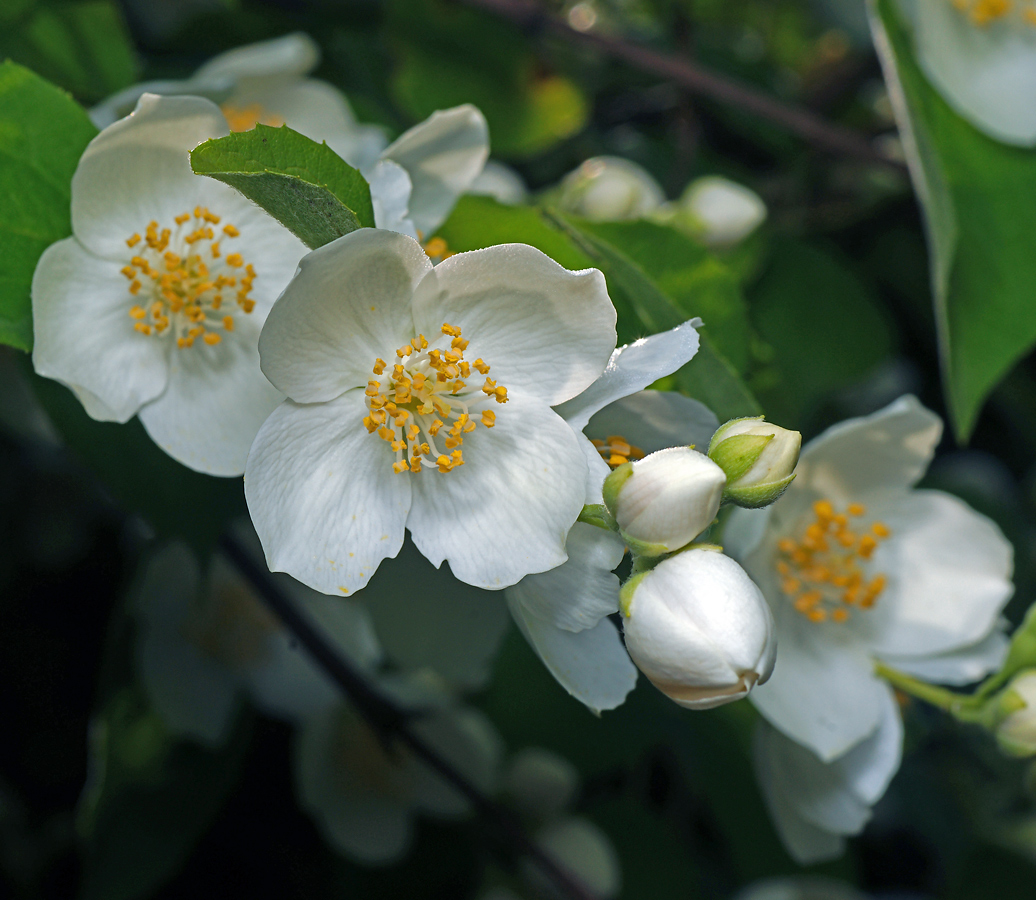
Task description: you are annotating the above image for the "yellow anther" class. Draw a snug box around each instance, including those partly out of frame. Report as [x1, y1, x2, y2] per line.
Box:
[393, 459, 410, 474]
[397, 344, 413, 358]
[481, 410, 496, 428]
[222, 316, 234, 331]
[129, 281, 142, 295]
[473, 358, 490, 375]
[410, 456, 423, 473]
[832, 608, 849, 623]
[203, 332, 221, 345]
[222, 224, 240, 238]
[134, 322, 152, 335]
[129, 305, 146, 320]
[813, 500, 835, 520]
[126, 234, 141, 247]
[847, 503, 866, 517]
[373, 359, 387, 375]
[225, 253, 244, 268]
[441, 323, 462, 337]
[871, 522, 891, 537]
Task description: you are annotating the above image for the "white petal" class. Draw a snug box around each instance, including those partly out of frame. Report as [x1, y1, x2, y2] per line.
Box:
[882, 624, 1009, 685]
[753, 723, 848, 865]
[380, 105, 489, 237]
[750, 601, 888, 761]
[585, 390, 719, 455]
[411, 244, 616, 406]
[554, 321, 702, 432]
[244, 390, 412, 596]
[530, 818, 623, 900]
[505, 523, 625, 632]
[294, 705, 413, 865]
[193, 33, 321, 81]
[71, 94, 234, 259]
[138, 317, 283, 476]
[794, 395, 942, 504]
[133, 543, 240, 747]
[258, 228, 430, 403]
[89, 79, 199, 129]
[721, 506, 774, 561]
[368, 159, 418, 237]
[468, 161, 528, 205]
[915, 0, 1036, 146]
[755, 686, 901, 836]
[407, 392, 587, 589]
[361, 538, 510, 690]
[859, 490, 1013, 658]
[508, 596, 638, 714]
[577, 433, 614, 506]
[32, 238, 169, 422]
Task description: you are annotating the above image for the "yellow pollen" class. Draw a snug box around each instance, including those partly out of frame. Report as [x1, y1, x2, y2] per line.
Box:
[422, 236, 455, 262]
[776, 498, 891, 625]
[220, 103, 286, 133]
[364, 322, 506, 475]
[122, 207, 254, 349]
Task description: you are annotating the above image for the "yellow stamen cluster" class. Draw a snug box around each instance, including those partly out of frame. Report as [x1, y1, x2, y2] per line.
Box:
[949, 0, 1036, 26]
[220, 103, 286, 132]
[122, 207, 256, 348]
[592, 434, 646, 468]
[776, 500, 891, 624]
[422, 236, 456, 263]
[363, 323, 508, 474]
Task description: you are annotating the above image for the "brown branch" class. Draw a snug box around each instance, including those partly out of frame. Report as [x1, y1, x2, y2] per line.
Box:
[218, 532, 601, 900]
[457, 0, 906, 172]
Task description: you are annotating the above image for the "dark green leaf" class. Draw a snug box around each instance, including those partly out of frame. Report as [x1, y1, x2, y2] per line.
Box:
[0, 1, 137, 103]
[190, 124, 375, 250]
[546, 211, 762, 420]
[748, 237, 894, 427]
[874, 0, 1036, 439]
[0, 61, 97, 351]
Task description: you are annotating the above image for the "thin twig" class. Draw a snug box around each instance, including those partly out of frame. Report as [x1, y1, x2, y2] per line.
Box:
[218, 532, 601, 900]
[457, 0, 906, 172]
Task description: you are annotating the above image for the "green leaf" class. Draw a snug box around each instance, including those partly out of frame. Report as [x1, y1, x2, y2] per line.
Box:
[0, 61, 97, 351]
[747, 237, 894, 427]
[874, 0, 1036, 439]
[190, 124, 375, 250]
[0, 1, 137, 103]
[545, 211, 762, 420]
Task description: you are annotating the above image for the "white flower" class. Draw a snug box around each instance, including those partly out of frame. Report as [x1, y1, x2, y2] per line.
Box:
[603, 447, 726, 554]
[31, 94, 307, 476]
[725, 395, 1014, 861]
[622, 548, 777, 709]
[667, 175, 767, 247]
[734, 875, 869, 900]
[132, 538, 382, 746]
[557, 156, 666, 221]
[997, 670, 1036, 756]
[90, 33, 390, 170]
[709, 416, 801, 508]
[294, 685, 502, 864]
[506, 321, 720, 713]
[907, 0, 1036, 146]
[245, 228, 618, 595]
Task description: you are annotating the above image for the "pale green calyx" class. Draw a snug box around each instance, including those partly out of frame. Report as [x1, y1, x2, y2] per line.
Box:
[996, 670, 1036, 757]
[708, 416, 801, 509]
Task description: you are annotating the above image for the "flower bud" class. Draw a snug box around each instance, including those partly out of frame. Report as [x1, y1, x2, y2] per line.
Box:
[602, 447, 725, 556]
[708, 416, 801, 509]
[997, 671, 1036, 757]
[677, 175, 767, 248]
[558, 156, 665, 221]
[621, 548, 776, 709]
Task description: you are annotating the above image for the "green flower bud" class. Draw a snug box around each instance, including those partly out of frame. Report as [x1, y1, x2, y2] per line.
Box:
[708, 416, 801, 509]
[997, 670, 1036, 757]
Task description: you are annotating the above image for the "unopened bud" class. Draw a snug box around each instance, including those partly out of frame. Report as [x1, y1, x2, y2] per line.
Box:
[708, 416, 800, 508]
[997, 671, 1036, 757]
[621, 548, 776, 709]
[602, 447, 725, 556]
[678, 176, 767, 248]
[558, 156, 665, 221]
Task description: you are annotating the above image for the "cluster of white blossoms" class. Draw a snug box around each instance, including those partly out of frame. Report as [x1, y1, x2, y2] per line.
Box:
[29, 34, 1025, 875]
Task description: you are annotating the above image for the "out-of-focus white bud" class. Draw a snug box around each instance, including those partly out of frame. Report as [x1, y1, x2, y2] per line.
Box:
[523, 818, 623, 900]
[676, 175, 767, 247]
[602, 447, 725, 556]
[621, 548, 776, 710]
[997, 671, 1036, 757]
[708, 416, 800, 509]
[557, 156, 665, 221]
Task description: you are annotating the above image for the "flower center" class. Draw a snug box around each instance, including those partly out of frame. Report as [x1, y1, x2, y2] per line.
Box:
[122, 207, 256, 348]
[775, 499, 891, 624]
[592, 434, 645, 468]
[220, 103, 285, 132]
[422, 236, 456, 264]
[363, 323, 508, 474]
[947, 0, 1036, 27]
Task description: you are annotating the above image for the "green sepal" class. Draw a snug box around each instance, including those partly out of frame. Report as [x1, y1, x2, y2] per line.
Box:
[708, 432, 772, 484]
[723, 474, 796, 509]
[620, 533, 671, 559]
[577, 503, 618, 531]
[190, 124, 375, 250]
[707, 415, 764, 454]
[602, 461, 634, 517]
[619, 569, 650, 618]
